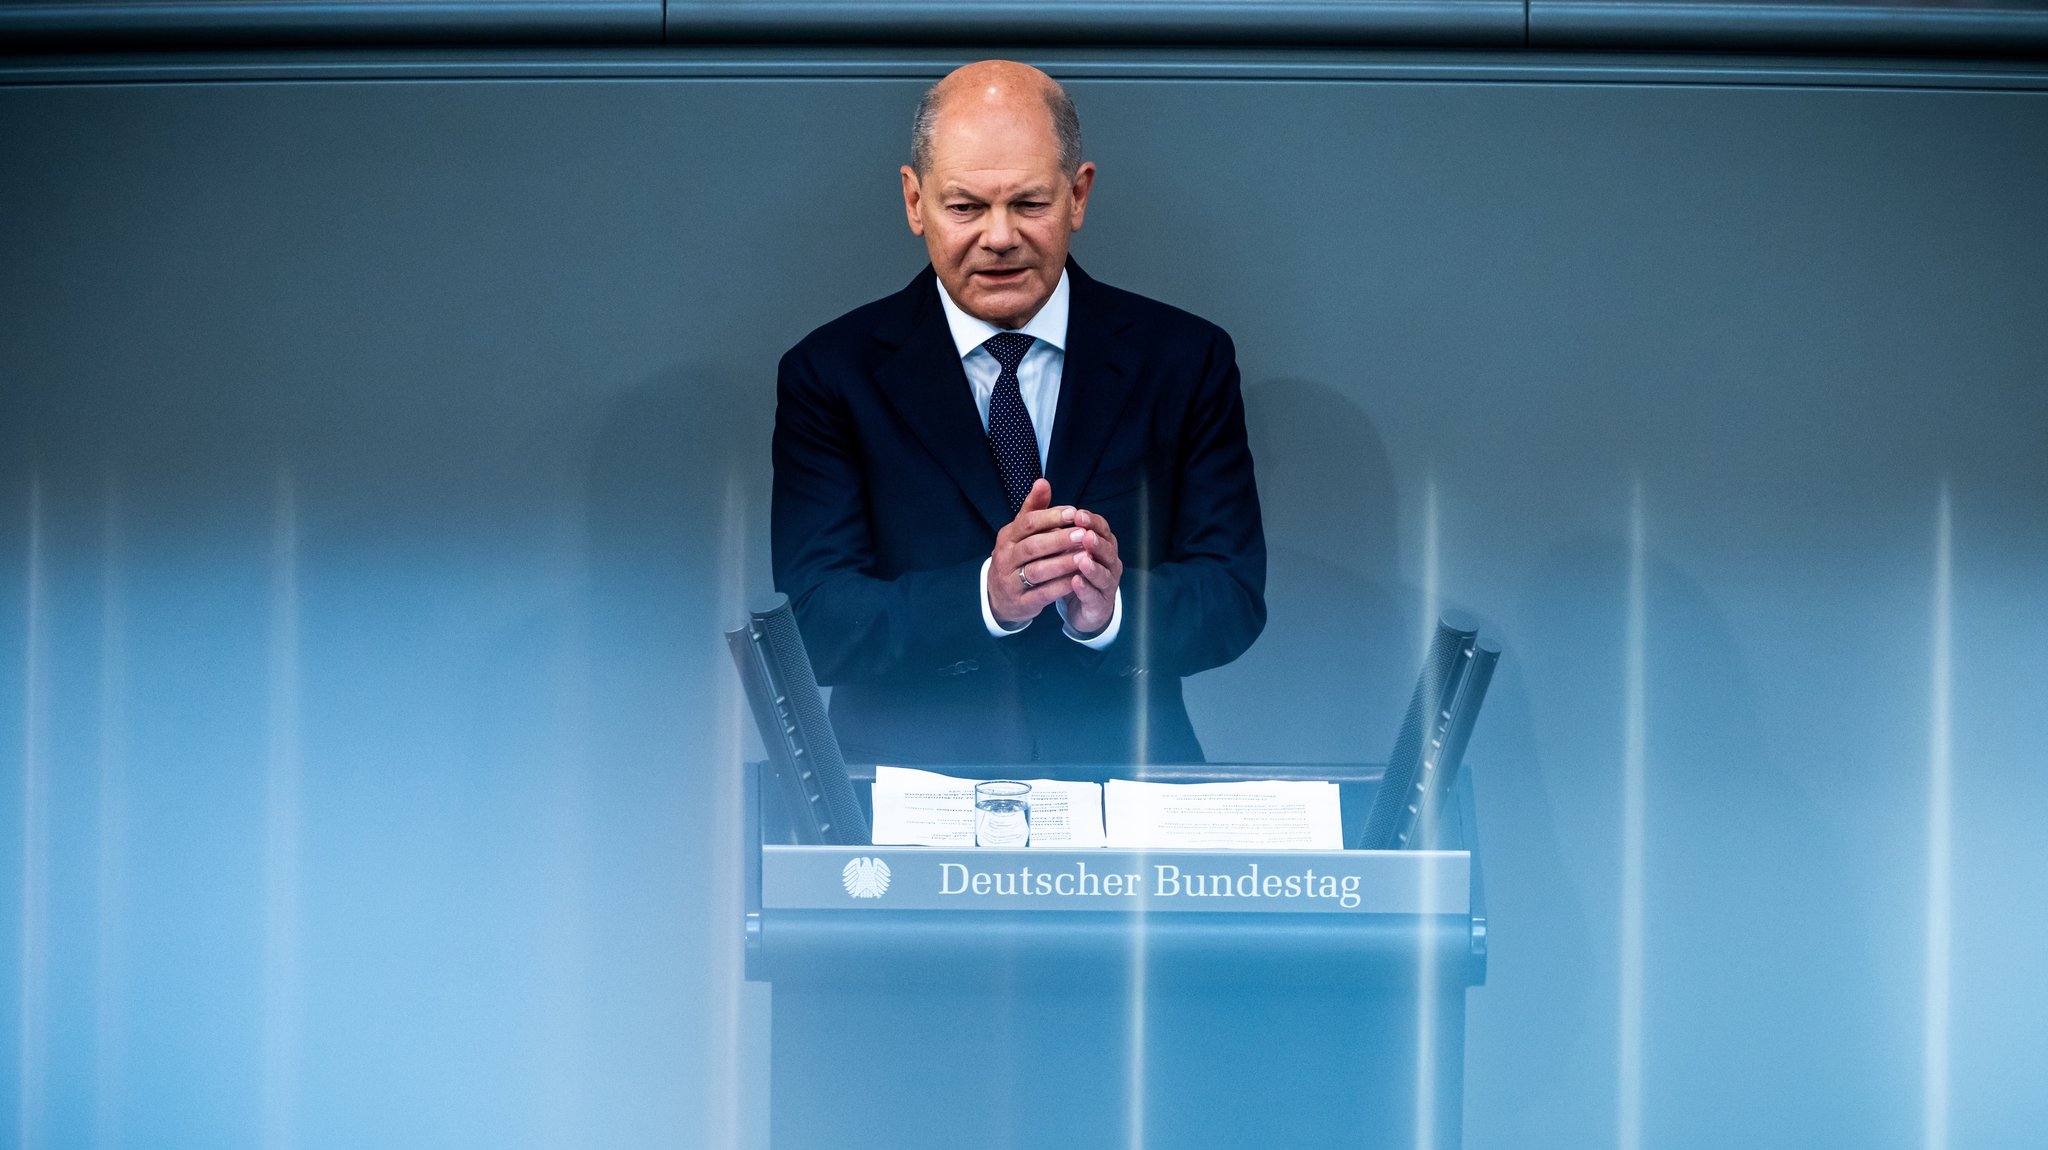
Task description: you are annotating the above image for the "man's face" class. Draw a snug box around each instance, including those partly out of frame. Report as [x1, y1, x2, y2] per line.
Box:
[901, 97, 1094, 330]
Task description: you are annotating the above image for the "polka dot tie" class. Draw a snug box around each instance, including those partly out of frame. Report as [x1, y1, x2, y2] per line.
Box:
[982, 332, 1041, 515]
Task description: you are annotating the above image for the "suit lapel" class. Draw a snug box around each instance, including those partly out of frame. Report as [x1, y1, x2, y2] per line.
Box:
[872, 269, 1011, 534]
[1045, 262, 1139, 502]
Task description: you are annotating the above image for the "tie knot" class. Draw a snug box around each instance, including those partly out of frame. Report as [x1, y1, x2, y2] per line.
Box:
[982, 332, 1035, 372]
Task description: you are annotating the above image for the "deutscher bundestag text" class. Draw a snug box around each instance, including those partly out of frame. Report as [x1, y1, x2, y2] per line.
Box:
[938, 861, 1363, 909]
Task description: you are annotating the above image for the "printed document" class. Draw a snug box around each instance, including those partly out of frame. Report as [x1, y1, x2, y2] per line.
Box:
[1104, 779, 1343, 850]
[869, 766, 1106, 848]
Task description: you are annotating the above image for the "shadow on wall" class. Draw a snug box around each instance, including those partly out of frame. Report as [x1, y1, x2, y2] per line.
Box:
[1184, 376, 1410, 764]
[567, 360, 775, 1144]
[1467, 528, 1885, 1149]
[584, 361, 774, 659]
[581, 359, 776, 771]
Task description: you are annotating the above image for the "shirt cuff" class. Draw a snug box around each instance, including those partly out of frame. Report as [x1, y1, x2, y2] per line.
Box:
[980, 556, 1031, 637]
[1059, 586, 1122, 649]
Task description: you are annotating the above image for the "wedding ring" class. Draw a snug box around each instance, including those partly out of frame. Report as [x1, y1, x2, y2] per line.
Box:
[1019, 570, 1035, 591]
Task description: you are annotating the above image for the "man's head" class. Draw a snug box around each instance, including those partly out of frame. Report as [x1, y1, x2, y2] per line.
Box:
[901, 60, 1095, 330]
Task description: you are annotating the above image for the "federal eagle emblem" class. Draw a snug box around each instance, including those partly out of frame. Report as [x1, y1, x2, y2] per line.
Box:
[841, 856, 892, 899]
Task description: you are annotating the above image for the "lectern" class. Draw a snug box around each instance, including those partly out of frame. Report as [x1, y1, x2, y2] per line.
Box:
[744, 761, 1488, 1150]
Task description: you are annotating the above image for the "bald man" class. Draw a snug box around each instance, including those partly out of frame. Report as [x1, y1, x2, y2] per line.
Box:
[771, 61, 1265, 765]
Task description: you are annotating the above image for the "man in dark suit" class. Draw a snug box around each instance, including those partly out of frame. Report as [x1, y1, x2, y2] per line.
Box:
[772, 60, 1264, 765]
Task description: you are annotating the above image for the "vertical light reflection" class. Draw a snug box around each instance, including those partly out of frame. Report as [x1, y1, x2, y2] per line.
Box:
[19, 477, 48, 1150]
[263, 469, 302, 1150]
[711, 470, 747, 1149]
[1922, 486, 1952, 1150]
[1131, 492, 1153, 777]
[1420, 473, 1441, 659]
[1123, 494, 1152, 1150]
[534, 496, 592, 1144]
[95, 472, 128, 1150]
[1413, 473, 1440, 1150]
[1618, 484, 1647, 1150]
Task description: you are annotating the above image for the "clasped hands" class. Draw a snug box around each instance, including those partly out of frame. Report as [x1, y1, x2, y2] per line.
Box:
[988, 477, 1122, 636]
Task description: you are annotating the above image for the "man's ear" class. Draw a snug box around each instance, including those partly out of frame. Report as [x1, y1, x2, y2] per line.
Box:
[1066, 162, 1097, 231]
[900, 165, 926, 237]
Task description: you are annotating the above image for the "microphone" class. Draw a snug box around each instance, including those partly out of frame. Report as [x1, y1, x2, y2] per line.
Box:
[1356, 611, 1497, 850]
[727, 593, 871, 846]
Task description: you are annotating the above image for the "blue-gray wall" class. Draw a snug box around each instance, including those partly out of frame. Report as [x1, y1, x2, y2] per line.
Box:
[3, 48, 2045, 1149]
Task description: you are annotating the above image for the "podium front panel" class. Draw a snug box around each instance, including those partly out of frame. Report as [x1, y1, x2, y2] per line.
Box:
[745, 765, 1491, 1149]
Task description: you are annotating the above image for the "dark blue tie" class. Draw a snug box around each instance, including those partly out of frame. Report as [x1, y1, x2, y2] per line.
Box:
[983, 332, 1040, 515]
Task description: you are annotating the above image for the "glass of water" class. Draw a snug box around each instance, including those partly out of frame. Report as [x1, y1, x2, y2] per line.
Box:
[973, 781, 1032, 848]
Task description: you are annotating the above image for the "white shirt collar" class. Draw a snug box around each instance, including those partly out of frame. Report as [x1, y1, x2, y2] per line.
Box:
[935, 268, 1070, 360]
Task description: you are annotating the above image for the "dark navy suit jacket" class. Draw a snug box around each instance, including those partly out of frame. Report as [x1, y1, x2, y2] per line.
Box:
[771, 261, 1265, 765]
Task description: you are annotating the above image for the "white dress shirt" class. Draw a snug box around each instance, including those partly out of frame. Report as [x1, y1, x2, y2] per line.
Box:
[935, 270, 1123, 649]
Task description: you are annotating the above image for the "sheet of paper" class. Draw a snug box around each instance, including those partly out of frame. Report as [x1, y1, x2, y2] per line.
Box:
[869, 766, 1106, 849]
[1104, 779, 1344, 850]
